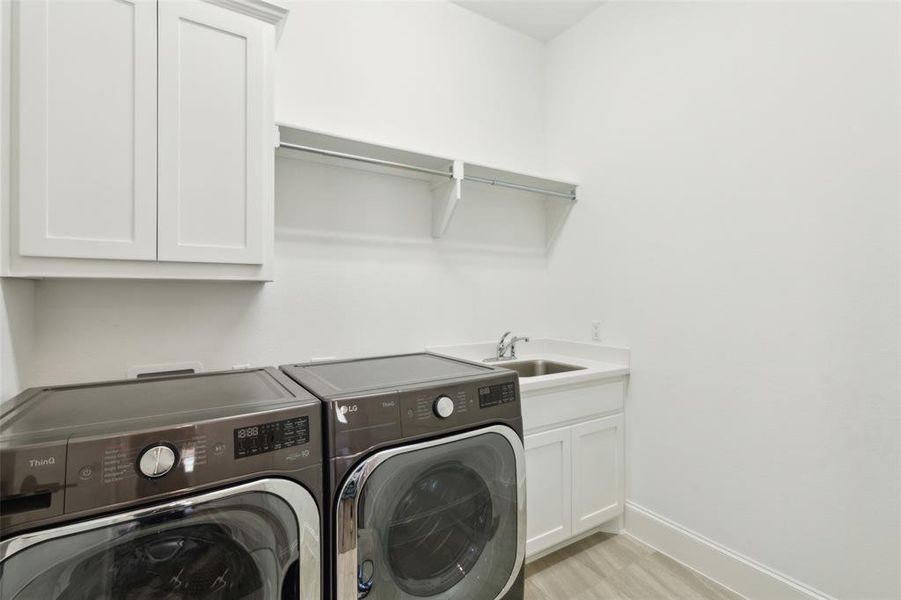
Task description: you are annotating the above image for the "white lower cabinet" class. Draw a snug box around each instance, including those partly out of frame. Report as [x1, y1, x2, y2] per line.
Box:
[525, 413, 624, 559]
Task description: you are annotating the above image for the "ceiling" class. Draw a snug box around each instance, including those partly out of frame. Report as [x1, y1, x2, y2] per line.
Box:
[452, 1, 603, 43]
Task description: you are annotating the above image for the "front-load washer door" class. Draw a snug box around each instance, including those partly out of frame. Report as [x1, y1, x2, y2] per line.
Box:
[336, 425, 525, 600]
[0, 478, 320, 600]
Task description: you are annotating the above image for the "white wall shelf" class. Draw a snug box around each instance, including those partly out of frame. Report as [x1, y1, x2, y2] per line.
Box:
[276, 123, 578, 249]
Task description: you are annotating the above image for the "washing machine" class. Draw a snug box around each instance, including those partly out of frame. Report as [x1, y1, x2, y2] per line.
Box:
[0, 367, 322, 600]
[280, 353, 525, 600]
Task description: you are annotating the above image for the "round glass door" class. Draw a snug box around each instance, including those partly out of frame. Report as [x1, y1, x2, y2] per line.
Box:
[0, 481, 318, 600]
[350, 429, 521, 599]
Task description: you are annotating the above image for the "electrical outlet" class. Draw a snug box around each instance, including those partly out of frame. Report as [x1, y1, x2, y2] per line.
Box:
[591, 321, 602, 341]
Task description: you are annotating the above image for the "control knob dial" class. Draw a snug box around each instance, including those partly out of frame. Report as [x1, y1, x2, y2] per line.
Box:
[434, 395, 455, 419]
[138, 444, 177, 478]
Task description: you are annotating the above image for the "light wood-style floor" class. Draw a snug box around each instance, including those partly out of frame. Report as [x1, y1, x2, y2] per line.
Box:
[525, 533, 744, 600]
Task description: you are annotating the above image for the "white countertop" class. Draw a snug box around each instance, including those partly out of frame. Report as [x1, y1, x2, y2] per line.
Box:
[427, 338, 630, 393]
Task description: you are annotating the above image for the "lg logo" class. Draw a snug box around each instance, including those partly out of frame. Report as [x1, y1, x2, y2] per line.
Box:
[29, 457, 56, 468]
[337, 404, 358, 424]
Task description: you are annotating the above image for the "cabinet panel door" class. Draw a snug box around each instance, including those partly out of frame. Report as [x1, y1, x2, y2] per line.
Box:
[571, 414, 624, 535]
[158, 1, 267, 264]
[524, 427, 572, 558]
[16, 0, 157, 260]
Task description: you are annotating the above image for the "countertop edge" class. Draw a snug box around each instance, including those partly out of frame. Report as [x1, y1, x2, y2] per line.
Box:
[426, 339, 630, 392]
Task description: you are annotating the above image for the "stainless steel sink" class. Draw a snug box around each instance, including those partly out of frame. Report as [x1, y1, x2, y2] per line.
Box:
[492, 359, 585, 378]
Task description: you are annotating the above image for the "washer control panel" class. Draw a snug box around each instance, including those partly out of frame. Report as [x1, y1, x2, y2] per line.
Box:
[63, 406, 321, 515]
[400, 374, 520, 437]
[137, 444, 178, 478]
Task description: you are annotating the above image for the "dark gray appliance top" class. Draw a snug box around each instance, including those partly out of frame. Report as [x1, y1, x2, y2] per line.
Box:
[0, 368, 323, 536]
[1, 368, 317, 443]
[281, 353, 497, 398]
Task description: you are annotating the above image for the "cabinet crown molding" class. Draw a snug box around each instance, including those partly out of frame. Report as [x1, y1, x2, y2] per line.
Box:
[202, 0, 289, 27]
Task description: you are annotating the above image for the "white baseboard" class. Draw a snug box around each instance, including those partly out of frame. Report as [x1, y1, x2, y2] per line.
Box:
[624, 502, 836, 600]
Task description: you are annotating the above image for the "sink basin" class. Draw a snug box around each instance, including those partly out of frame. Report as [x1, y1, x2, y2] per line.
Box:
[492, 359, 585, 378]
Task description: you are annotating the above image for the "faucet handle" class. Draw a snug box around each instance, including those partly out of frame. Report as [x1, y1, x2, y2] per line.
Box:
[497, 331, 512, 347]
[509, 336, 530, 359]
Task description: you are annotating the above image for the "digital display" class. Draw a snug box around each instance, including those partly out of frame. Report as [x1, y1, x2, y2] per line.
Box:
[234, 416, 310, 459]
[478, 382, 516, 409]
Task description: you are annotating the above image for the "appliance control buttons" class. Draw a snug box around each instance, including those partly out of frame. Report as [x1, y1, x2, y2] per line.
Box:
[138, 445, 177, 478]
[434, 395, 455, 419]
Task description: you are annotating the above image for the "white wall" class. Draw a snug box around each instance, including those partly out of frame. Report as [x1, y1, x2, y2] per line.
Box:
[0, 0, 35, 401]
[23, 1, 552, 387]
[30, 157, 553, 384]
[276, 0, 547, 174]
[0, 281, 34, 400]
[545, 3, 900, 599]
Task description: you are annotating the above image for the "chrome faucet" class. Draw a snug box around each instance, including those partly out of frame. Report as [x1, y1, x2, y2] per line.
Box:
[491, 331, 530, 361]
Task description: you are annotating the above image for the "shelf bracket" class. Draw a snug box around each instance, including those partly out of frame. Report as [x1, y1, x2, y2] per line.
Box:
[546, 186, 578, 251]
[431, 160, 463, 238]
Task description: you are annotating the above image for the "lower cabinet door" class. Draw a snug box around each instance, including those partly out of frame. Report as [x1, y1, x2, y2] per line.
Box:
[524, 426, 572, 557]
[571, 414, 624, 535]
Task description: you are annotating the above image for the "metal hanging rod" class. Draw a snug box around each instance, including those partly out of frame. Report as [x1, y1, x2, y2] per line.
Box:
[465, 175, 576, 200]
[279, 142, 454, 179]
[279, 141, 577, 200]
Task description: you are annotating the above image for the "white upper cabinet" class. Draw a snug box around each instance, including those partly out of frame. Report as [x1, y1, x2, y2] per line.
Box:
[5, 0, 286, 280]
[157, 1, 268, 265]
[16, 0, 157, 261]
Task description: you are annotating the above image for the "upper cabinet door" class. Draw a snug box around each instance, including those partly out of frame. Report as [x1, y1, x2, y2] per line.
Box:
[157, 1, 268, 265]
[16, 0, 158, 260]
